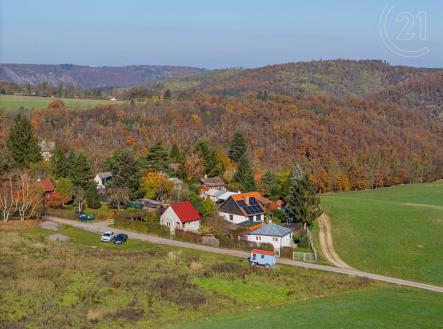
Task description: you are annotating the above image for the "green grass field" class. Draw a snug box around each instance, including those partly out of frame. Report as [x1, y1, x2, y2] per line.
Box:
[0, 94, 122, 111]
[172, 288, 443, 329]
[321, 181, 443, 285]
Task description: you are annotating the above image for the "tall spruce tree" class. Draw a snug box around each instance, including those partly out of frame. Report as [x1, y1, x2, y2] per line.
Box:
[85, 182, 101, 209]
[51, 145, 68, 178]
[229, 132, 246, 162]
[145, 141, 170, 172]
[234, 155, 256, 192]
[68, 153, 93, 189]
[169, 144, 181, 163]
[105, 149, 143, 200]
[6, 113, 42, 167]
[194, 140, 224, 177]
[285, 165, 323, 229]
[260, 169, 277, 196]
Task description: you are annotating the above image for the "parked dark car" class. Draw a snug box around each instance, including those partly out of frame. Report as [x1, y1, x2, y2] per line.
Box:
[113, 234, 128, 245]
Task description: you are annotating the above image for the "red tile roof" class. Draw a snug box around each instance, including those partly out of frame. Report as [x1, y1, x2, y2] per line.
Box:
[171, 201, 201, 223]
[251, 249, 275, 256]
[35, 180, 55, 193]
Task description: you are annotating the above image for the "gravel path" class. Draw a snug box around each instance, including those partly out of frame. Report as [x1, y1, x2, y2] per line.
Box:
[46, 215, 443, 293]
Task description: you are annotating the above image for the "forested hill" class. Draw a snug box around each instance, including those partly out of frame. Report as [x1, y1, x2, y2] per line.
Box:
[373, 71, 443, 121]
[0, 64, 205, 89]
[154, 60, 439, 98]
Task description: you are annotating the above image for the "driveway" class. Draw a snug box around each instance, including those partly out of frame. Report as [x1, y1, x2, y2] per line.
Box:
[46, 216, 443, 294]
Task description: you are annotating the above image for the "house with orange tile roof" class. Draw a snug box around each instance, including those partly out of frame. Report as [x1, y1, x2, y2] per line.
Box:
[218, 192, 267, 224]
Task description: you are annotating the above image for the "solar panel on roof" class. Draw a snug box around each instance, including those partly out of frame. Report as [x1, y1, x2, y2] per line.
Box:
[249, 197, 259, 205]
[237, 200, 246, 207]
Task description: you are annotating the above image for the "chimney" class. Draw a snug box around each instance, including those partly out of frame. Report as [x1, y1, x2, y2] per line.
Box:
[245, 196, 250, 205]
[204, 174, 208, 179]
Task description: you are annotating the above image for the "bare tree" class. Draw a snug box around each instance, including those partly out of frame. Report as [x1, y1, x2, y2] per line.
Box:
[16, 171, 43, 221]
[108, 187, 130, 210]
[0, 175, 19, 222]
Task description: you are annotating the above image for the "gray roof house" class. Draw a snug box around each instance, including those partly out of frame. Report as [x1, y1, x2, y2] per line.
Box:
[246, 223, 293, 252]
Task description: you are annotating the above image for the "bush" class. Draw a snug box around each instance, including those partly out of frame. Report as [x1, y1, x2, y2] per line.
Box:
[293, 230, 310, 249]
[175, 229, 202, 243]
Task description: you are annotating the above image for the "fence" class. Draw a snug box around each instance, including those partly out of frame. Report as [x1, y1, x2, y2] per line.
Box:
[292, 228, 317, 263]
[293, 251, 317, 262]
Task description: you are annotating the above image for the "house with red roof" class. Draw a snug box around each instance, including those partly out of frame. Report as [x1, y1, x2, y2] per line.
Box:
[160, 201, 201, 233]
[34, 179, 55, 200]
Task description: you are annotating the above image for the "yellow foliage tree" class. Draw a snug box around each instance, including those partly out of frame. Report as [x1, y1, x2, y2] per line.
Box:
[141, 171, 173, 199]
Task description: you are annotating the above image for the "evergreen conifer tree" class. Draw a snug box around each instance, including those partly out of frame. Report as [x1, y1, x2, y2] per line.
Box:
[145, 141, 169, 172]
[234, 155, 256, 192]
[6, 113, 42, 167]
[285, 165, 323, 229]
[228, 132, 246, 162]
[68, 153, 93, 189]
[85, 182, 101, 209]
[51, 145, 68, 178]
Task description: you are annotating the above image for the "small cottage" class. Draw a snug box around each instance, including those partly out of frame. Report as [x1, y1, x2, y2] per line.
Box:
[39, 141, 55, 161]
[160, 201, 201, 232]
[246, 223, 293, 255]
[94, 172, 113, 190]
[200, 176, 226, 191]
[34, 179, 55, 200]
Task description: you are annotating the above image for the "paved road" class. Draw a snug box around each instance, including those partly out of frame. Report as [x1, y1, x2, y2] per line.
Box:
[46, 216, 443, 294]
[318, 213, 352, 269]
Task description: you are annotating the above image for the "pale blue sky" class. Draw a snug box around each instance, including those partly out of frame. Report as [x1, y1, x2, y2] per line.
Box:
[1, 0, 442, 68]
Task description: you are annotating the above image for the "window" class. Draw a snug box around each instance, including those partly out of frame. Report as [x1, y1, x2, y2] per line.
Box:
[255, 236, 261, 241]
[261, 255, 264, 259]
[249, 216, 254, 221]
[229, 215, 233, 221]
[273, 237, 278, 242]
[256, 215, 261, 222]
[252, 254, 256, 260]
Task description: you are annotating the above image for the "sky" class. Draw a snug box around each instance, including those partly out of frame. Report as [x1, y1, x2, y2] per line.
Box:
[1, 0, 442, 68]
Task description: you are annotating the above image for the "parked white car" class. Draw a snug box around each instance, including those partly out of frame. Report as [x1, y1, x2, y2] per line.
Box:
[101, 231, 115, 242]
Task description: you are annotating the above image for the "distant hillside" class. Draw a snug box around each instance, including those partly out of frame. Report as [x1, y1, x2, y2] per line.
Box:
[0, 64, 205, 88]
[373, 72, 443, 121]
[159, 60, 438, 98]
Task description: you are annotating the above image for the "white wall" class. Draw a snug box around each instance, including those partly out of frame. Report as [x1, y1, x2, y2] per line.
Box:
[246, 233, 292, 250]
[160, 207, 180, 232]
[94, 175, 104, 189]
[160, 207, 200, 232]
[218, 212, 264, 224]
[183, 220, 200, 232]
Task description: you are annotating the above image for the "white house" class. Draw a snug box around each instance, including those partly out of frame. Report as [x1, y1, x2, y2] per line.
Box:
[39, 141, 55, 161]
[160, 201, 201, 233]
[218, 192, 265, 224]
[246, 223, 293, 254]
[94, 172, 113, 189]
[202, 189, 240, 203]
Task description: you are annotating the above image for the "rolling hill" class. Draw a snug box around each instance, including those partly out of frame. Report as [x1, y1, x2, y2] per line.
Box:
[153, 60, 440, 98]
[0, 63, 205, 88]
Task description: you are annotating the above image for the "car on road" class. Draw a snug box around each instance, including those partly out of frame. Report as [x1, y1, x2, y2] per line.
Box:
[101, 231, 115, 242]
[113, 233, 128, 245]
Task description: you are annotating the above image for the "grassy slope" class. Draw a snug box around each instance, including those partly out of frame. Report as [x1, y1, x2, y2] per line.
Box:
[321, 182, 443, 285]
[172, 288, 443, 329]
[0, 223, 379, 329]
[0, 94, 122, 111]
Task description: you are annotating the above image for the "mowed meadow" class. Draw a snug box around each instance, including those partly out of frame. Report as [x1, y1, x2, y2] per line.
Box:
[321, 181, 443, 285]
[0, 94, 122, 111]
